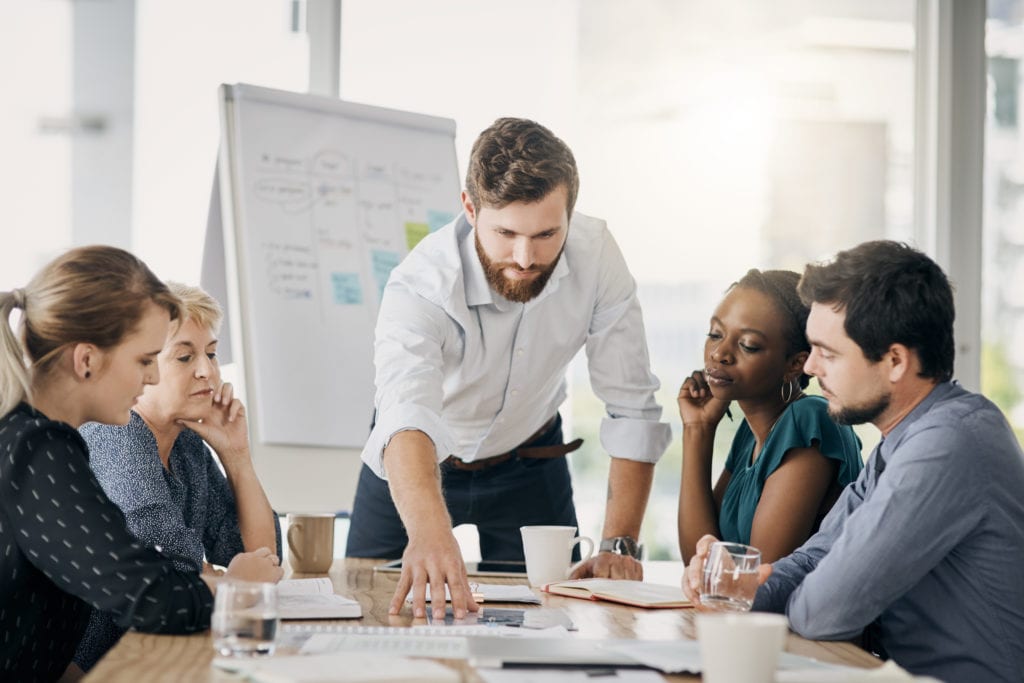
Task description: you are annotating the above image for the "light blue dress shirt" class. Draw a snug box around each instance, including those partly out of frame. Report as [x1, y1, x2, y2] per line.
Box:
[753, 382, 1024, 682]
[361, 212, 671, 478]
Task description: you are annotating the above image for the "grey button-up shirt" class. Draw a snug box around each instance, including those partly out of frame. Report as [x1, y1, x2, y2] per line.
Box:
[754, 382, 1024, 683]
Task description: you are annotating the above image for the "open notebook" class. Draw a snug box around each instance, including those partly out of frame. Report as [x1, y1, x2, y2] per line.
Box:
[542, 578, 690, 609]
[278, 578, 362, 619]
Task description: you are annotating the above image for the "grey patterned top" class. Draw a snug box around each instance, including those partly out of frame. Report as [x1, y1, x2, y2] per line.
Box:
[73, 411, 281, 670]
[0, 403, 213, 682]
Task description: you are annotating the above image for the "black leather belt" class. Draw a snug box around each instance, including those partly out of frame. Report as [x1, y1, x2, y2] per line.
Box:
[443, 415, 584, 472]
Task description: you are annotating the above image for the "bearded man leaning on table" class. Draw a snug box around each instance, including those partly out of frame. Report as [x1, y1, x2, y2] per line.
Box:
[684, 241, 1024, 683]
[345, 117, 672, 622]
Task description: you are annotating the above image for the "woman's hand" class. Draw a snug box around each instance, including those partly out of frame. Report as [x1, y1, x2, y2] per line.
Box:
[677, 369, 730, 428]
[225, 547, 284, 583]
[179, 382, 251, 469]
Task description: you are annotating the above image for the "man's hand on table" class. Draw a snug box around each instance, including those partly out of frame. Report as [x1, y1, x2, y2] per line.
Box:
[389, 527, 480, 620]
[569, 552, 643, 580]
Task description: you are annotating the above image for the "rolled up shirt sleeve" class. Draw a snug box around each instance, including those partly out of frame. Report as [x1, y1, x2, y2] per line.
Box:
[360, 280, 457, 479]
[586, 232, 671, 463]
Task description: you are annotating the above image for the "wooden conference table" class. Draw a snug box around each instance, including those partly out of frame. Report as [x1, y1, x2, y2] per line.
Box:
[85, 558, 881, 682]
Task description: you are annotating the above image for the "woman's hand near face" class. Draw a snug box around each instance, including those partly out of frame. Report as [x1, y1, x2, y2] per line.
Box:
[678, 372, 731, 559]
[179, 382, 251, 469]
[678, 369, 731, 428]
[186, 381, 278, 555]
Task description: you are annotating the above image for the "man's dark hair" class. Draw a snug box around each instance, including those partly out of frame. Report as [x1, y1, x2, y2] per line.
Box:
[734, 269, 811, 389]
[797, 240, 955, 382]
[465, 117, 579, 216]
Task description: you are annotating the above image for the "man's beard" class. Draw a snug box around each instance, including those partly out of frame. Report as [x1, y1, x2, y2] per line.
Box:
[474, 233, 563, 303]
[827, 389, 891, 426]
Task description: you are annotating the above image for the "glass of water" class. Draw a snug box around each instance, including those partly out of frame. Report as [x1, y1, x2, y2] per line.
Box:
[700, 542, 761, 612]
[211, 580, 279, 657]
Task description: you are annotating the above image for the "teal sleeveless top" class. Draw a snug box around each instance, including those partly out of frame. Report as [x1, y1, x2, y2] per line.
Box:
[718, 395, 863, 545]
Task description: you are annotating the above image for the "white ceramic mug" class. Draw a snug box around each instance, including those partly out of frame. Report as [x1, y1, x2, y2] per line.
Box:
[520, 525, 595, 587]
[697, 612, 788, 683]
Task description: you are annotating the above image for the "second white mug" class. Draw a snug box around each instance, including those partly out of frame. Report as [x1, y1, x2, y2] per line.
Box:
[520, 525, 594, 587]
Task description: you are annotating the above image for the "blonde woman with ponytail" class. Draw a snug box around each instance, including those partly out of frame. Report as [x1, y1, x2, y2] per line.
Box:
[0, 246, 283, 682]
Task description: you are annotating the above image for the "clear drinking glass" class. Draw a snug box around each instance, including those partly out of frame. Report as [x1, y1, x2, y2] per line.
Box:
[211, 580, 279, 657]
[700, 542, 761, 612]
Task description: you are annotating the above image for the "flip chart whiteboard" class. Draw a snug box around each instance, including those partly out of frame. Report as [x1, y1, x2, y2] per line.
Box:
[216, 84, 459, 510]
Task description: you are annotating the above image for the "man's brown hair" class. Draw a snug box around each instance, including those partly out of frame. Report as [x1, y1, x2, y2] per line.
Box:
[465, 117, 579, 216]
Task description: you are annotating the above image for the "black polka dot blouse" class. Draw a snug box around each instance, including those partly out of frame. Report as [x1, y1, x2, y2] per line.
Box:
[0, 403, 213, 682]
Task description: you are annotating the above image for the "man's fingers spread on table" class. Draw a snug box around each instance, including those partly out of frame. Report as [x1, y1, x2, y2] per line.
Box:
[389, 572, 412, 615]
[448, 577, 473, 619]
[429, 573, 448, 621]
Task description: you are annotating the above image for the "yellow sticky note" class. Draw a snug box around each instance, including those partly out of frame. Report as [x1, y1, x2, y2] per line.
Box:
[405, 222, 430, 250]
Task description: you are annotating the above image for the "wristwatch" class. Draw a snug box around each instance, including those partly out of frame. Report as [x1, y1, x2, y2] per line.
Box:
[599, 535, 643, 559]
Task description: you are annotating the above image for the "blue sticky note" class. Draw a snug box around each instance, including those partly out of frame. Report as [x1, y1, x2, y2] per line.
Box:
[371, 250, 401, 301]
[427, 210, 456, 233]
[331, 272, 363, 305]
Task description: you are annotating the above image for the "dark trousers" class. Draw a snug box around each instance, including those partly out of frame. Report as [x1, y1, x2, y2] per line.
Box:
[346, 416, 580, 561]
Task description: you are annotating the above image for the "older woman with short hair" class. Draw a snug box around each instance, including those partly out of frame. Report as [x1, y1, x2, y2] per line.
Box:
[73, 282, 281, 671]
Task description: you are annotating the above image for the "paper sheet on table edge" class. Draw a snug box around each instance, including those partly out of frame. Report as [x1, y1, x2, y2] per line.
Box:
[607, 640, 856, 675]
[608, 641, 942, 681]
[404, 583, 541, 604]
[477, 668, 667, 683]
[213, 653, 460, 683]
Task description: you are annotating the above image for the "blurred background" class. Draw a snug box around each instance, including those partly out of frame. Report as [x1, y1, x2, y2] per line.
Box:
[3, 0, 1021, 561]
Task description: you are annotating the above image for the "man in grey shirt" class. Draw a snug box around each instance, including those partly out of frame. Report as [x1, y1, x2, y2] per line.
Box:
[683, 241, 1024, 682]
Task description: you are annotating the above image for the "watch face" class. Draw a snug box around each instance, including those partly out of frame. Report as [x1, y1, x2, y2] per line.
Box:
[602, 536, 640, 558]
[615, 537, 639, 556]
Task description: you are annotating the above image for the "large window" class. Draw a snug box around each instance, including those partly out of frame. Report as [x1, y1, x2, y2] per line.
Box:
[341, 0, 916, 560]
[9, 1, 1011, 563]
[569, 1, 915, 559]
[983, 0, 1024, 443]
[133, 0, 307, 283]
[0, 2, 73, 290]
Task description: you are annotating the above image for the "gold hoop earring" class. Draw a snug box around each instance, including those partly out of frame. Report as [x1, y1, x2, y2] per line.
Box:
[781, 379, 794, 404]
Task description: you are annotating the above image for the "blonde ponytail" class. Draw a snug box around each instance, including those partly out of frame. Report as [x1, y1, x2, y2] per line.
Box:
[0, 246, 180, 419]
[0, 289, 32, 417]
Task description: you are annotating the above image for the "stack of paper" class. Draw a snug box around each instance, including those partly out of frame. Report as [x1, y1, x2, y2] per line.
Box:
[278, 578, 362, 619]
[406, 583, 541, 604]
